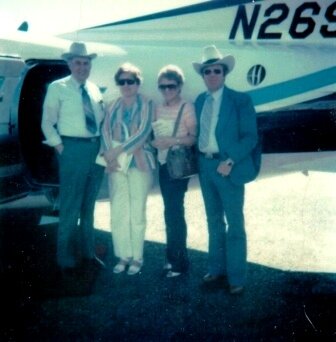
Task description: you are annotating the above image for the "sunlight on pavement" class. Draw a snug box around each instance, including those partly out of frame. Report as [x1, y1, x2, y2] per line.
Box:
[95, 171, 336, 274]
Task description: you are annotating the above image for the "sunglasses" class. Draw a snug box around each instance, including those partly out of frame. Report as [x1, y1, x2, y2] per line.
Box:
[203, 68, 223, 75]
[117, 79, 136, 86]
[158, 84, 178, 91]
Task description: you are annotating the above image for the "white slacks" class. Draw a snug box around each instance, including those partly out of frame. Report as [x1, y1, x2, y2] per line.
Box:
[108, 168, 153, 261]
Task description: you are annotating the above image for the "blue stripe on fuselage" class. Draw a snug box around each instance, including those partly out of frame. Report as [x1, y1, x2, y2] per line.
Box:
[84, 0, 256, 30]
[247, 66, 336, 106]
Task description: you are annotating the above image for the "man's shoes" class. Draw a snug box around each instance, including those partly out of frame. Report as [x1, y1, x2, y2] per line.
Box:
[92, 256, 106, 269]
[60, 266, 80, 280]
[200, 273, 244, 294]
[62, 267, 77, 275]
[83, 256, 106, 269]
[203, 273, 227, 283]
[229, 285, 244, 295]
[200, 273, 227, 291]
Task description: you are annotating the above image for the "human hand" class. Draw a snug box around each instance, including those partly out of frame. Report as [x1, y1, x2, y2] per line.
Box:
[104, 146, 122, 163]
[217, 160, 233, 176]
[152, 137, 175, 150]
[105, 159, 120, 173]
[55, 144, 64, 155]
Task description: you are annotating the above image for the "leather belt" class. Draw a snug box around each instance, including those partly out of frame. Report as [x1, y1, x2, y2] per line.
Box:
[61, 136, 100, 143]
[199, 151, 221, 160]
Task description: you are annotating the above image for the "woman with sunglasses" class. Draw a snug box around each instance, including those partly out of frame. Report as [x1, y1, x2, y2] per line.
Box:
[101, 63, 155, 275]
[152, 65, 197, 278]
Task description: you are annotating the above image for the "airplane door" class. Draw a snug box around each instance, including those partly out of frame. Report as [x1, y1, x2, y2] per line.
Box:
[17, 60, 70, 187]
[0, 56, 30, 203]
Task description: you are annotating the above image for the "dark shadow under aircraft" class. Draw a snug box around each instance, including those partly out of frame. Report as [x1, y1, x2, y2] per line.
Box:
[0, 204, 335, 340]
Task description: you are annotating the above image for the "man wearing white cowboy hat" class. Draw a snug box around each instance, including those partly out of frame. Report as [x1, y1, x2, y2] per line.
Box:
[193, 45, 259, 294]
[42, 41, 106, 277]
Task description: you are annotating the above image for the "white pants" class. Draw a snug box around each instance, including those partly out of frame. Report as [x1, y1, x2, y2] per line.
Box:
[108, 168, 153, 261]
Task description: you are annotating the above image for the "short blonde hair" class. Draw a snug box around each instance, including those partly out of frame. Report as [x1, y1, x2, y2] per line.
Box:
[157, 64, 185, 85]
[114, 62, 142, 85]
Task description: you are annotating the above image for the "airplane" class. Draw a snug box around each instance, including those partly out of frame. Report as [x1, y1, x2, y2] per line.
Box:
[0, 28, 127, 206]
[64, 0, 336, 179]
[0, 0, 335, 214]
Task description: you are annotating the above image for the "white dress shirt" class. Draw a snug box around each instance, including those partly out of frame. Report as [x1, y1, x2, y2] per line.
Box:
[42, 75, 105, 147]
[201, 86, 223, 154]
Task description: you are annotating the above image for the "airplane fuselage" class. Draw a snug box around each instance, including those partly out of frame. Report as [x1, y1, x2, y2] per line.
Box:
[0, 0, 335, 207]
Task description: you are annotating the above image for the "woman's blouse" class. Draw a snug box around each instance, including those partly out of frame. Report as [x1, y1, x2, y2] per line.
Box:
[154, 100, 196, 165]
[101, 94, 156, 171]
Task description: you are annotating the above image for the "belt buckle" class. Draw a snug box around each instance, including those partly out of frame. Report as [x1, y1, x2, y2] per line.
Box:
[90, 137, 98, 142]
[204, 153, 213, 159]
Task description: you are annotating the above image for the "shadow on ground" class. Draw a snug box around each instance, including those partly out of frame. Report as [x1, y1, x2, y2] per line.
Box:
[1, 207, 335, 341]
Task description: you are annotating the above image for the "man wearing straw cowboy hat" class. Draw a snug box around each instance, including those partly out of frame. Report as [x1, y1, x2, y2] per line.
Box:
[42, 42, 106, 277]
[193, 45, 259, 294]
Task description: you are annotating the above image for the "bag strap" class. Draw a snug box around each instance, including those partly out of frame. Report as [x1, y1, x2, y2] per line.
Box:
[171, 103, 186, 137]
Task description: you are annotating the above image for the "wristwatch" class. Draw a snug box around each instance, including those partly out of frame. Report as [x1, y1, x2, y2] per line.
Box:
[226, 159, 234, 167]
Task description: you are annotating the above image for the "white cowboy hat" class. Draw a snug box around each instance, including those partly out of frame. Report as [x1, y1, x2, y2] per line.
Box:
[192, 45, 235, 75]
[61, 42, 97, 61]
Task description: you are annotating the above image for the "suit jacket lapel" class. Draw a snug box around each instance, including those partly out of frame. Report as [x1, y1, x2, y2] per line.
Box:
[195, 92, 207, 127]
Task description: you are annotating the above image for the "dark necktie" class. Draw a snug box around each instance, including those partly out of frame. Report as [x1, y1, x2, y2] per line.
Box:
[199, 94, 214, 150]
[80, 84, 97, 134]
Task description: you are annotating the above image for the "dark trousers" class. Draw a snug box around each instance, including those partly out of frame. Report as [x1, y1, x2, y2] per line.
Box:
[57, 138, 104, 269]
[159, 163, 189, 273]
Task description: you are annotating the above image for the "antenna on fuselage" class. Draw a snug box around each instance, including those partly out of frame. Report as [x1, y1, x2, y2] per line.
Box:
[17, 21, 29, 32]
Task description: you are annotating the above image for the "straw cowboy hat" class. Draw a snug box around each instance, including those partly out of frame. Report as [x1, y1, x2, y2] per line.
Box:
[193, 45, 235, 75]
[61, 42, 97, 61]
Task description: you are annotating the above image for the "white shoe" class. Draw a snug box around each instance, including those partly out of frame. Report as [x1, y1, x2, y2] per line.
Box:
[127, 260, 143, 275]
[113, 259, 129, 274]
[166, 270, 182, 278]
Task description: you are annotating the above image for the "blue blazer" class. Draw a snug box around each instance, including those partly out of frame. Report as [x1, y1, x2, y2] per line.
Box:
[195, 86, 260, 185]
